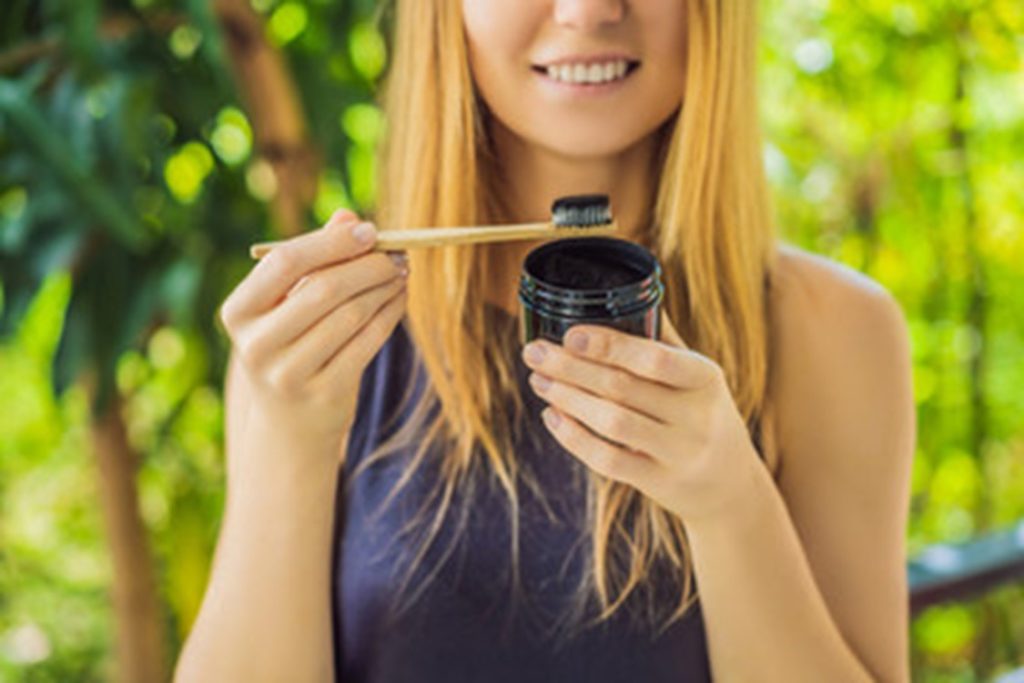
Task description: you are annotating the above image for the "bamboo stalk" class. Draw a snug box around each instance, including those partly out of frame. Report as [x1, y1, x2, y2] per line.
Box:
[248, 221, 620, 258]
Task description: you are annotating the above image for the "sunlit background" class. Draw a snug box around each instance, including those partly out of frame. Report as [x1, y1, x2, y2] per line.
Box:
[1, 1, 1022, 681]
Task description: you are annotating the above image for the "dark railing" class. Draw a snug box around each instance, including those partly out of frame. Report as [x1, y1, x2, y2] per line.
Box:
[908, 518, 1024, 615]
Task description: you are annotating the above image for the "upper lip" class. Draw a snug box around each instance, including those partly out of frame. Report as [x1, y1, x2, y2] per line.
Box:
[533, 53, 640, 69]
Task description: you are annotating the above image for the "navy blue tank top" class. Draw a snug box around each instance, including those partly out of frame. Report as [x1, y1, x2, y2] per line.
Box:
[331, 305, 712, 682]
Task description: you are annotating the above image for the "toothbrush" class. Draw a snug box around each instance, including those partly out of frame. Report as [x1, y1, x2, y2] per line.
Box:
[248, 194, 618, 259]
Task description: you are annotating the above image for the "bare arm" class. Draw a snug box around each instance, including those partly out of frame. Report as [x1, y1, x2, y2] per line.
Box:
[174, 211, 408, 682]
[174, 352, 346, 682]
[687, 248, 914, 682]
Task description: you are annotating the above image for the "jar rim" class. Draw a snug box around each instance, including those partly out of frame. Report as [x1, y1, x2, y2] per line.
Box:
[519, 236, 661, 297]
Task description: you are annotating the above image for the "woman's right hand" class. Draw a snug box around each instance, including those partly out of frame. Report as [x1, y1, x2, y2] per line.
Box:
[218, 209, 408, 460]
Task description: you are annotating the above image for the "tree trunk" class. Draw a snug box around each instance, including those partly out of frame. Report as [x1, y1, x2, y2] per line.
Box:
[213, 0, 321, 238]
[90, 390, 166, 683]
[85, 6, 315, 680]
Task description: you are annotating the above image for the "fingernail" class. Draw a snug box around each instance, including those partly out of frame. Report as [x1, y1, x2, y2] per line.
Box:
[352, 222, 376, 244]
[330, 209, 357, 225]
[566, 331, 588, 353]
[542, 408, 561, 429]
[388, 251, 408, 267]
[530, 373, 552, 393]
[523, 342, 546, 365]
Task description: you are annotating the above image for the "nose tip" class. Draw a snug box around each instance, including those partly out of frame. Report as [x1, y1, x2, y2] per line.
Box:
[553, 0, 625, 28]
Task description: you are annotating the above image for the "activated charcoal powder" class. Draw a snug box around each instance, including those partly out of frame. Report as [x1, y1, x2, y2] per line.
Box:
[531, 249, 646, 290]
[518, 237, 664, 345]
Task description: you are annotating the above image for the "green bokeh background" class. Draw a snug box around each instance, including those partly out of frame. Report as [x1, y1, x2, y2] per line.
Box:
[1, 0, 1022, 680]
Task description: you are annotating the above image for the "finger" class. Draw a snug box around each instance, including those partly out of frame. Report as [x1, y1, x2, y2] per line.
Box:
[222, 210, 371, 323]
[257, 251, 406, 351]
[540, 407, 656, 485]
[274, 276, 407, 382]
[318, 280, 408, 384]
[528, 371, 665, 458]
[521, 339, 677, 423]
[561, 324, 718, 390]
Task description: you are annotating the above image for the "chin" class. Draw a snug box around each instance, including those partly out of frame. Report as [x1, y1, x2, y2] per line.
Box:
[490, 107, 663, 160]
[532, 129, 656, 160]
[506, 114, 643, 157]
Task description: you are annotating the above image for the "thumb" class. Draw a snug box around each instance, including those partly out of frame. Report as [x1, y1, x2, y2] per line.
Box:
[659, 309, 689, 349]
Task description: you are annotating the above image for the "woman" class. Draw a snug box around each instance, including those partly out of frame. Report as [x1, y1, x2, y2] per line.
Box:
[176, 1, 915, 681]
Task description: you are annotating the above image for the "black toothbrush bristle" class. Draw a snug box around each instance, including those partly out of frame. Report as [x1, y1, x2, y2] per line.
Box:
[550, 194, 612, 228]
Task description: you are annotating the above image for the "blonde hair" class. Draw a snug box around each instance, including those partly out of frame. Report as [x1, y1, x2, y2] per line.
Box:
[354, 0, 780, 637]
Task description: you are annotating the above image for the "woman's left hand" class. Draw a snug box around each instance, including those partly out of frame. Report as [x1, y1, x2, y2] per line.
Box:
[521, 310, 765, 524]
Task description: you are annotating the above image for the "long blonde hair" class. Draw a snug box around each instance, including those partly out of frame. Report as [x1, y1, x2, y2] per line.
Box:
[355, 0, 780, 636]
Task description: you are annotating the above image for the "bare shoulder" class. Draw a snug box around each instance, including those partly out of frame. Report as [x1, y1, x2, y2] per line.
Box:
[767, 241, 914, 471]
[770, 241, 900, 318]
[763, 246, 916, 683]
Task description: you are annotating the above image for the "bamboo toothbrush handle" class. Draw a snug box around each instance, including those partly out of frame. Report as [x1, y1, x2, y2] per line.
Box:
[249, 220, 618, 259]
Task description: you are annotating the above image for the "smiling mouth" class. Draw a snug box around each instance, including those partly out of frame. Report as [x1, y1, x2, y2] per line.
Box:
[531, 60, 642, 85]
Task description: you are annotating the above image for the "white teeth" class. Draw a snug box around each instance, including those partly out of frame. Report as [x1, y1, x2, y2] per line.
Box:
[543, 59, 632, 85]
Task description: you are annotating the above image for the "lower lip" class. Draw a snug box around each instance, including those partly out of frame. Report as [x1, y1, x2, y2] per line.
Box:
[532, 65, 639, 97]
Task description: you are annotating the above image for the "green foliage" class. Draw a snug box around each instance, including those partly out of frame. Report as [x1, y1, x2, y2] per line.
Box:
[760, 0, 1024, 676]
[0, 0, 1021, 680]
[0, 0, 381, 676]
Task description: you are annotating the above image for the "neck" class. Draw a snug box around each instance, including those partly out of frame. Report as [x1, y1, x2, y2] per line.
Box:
[484, 118, 665, 314]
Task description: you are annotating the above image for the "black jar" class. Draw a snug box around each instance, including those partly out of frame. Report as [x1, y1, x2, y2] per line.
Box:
[518, 237, 664, 346]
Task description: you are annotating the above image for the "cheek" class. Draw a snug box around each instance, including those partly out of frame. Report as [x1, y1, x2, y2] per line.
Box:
[461, 0, 505, 47]
[641, 5, 688, 85]
[461, 2, 530, 107]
